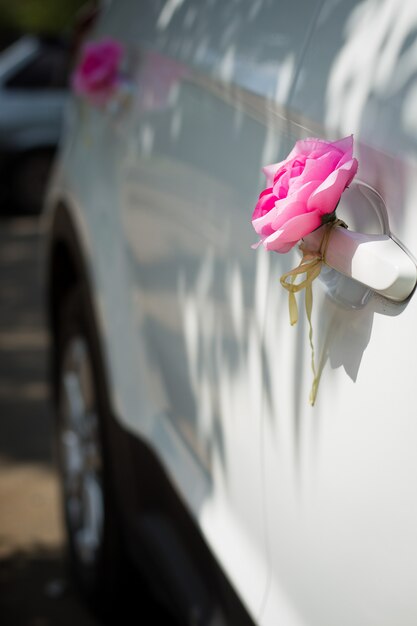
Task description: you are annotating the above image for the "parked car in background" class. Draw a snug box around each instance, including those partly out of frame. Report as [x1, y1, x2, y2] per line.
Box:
[0, 35, 70, 213]
[44, 1, 417, 624]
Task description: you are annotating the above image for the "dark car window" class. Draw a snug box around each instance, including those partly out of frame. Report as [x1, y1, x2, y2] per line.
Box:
[5, 45, 70, 90]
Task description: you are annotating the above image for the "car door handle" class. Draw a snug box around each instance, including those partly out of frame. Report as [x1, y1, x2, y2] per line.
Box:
[304, 226, 417, 302]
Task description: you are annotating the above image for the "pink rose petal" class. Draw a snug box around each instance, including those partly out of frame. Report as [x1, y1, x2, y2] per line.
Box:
[252, 188, 276, 220]
[72, 38, 124, 105]
[252, 135, 358, 253]
[265, 211, 322, 249]
[262, 162, 282, 187]
[330, 134, 353, 156]
[307, 158, 358, 215]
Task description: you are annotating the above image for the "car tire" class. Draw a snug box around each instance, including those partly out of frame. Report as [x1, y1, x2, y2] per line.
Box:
[54, 284, 127, 611]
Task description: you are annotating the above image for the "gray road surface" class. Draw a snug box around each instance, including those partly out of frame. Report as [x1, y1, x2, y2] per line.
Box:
[0, 215, 103, 625]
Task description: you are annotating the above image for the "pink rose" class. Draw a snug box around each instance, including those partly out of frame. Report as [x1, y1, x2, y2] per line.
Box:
[72, 39, 124, 104]
[252, 136, 358, 253]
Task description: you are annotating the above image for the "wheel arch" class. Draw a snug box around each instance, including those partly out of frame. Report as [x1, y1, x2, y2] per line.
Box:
[46, 200, 108, 407]
[45, 199, 257, 626]
[47, 205, 79, 345]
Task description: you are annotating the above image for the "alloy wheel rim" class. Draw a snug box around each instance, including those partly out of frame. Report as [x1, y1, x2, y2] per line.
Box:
[59, 336, 104, 566]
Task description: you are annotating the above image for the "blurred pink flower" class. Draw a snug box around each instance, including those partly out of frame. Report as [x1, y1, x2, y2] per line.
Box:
[137, 51, 188, 112]
[72, 39, 124, 105]
[252, 136, 358, 253]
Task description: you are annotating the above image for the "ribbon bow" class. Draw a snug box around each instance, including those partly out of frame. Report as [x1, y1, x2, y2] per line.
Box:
[280, 219, 346, 405]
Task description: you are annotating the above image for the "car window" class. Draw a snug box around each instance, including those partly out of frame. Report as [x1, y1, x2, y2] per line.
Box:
[5, 46, 69, 90]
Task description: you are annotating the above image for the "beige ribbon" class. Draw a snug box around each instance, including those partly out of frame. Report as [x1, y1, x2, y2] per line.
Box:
[280, 219, 346, 406]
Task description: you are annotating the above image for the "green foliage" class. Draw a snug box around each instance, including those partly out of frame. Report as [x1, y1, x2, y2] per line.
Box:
[0, 0, 87, 35]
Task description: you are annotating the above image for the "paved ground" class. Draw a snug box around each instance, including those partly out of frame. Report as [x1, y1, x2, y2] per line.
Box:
[0, 214, 177, 625]
[0, 214, 103, 625]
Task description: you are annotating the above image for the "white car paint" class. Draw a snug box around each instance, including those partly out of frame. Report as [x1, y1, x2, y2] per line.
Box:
[261, 1, 417, 625]
[46, 0, 417, 623]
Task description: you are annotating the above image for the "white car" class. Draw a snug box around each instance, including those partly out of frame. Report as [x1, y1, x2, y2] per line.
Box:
[44, 1, 417, 624]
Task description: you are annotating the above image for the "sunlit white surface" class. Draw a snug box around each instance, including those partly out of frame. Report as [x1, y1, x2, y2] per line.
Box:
[46, 0, 417, 624]
[261, 1, 417, 623]
[304, 226, 417, 301]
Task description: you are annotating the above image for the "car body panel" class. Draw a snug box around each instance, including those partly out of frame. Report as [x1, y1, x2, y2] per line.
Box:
[45, 0, 417, 624]
[260, 1, 417, 624]
[92, 0, 330, 617]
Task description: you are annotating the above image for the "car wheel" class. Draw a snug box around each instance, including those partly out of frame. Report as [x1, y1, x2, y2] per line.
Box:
[54, 285, 125, 608]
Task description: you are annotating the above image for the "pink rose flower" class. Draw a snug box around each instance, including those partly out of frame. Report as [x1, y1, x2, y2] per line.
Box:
[72, 39, 124, 105]
[252, 136, 358, 253]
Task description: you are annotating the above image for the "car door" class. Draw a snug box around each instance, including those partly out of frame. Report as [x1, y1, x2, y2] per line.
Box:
[260, 1, 417, 624]
[94, 0, 322, 620]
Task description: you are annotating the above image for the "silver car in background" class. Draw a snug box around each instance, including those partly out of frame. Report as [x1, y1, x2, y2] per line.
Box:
[0, 36, 69, 212]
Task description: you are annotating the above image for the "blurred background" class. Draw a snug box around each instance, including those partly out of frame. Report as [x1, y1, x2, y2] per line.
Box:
[0, 0, 97, 216]
[0, 2, 149, 624]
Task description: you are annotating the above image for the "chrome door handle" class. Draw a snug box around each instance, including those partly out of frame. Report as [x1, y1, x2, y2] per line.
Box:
[304, 226, 417, 302]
